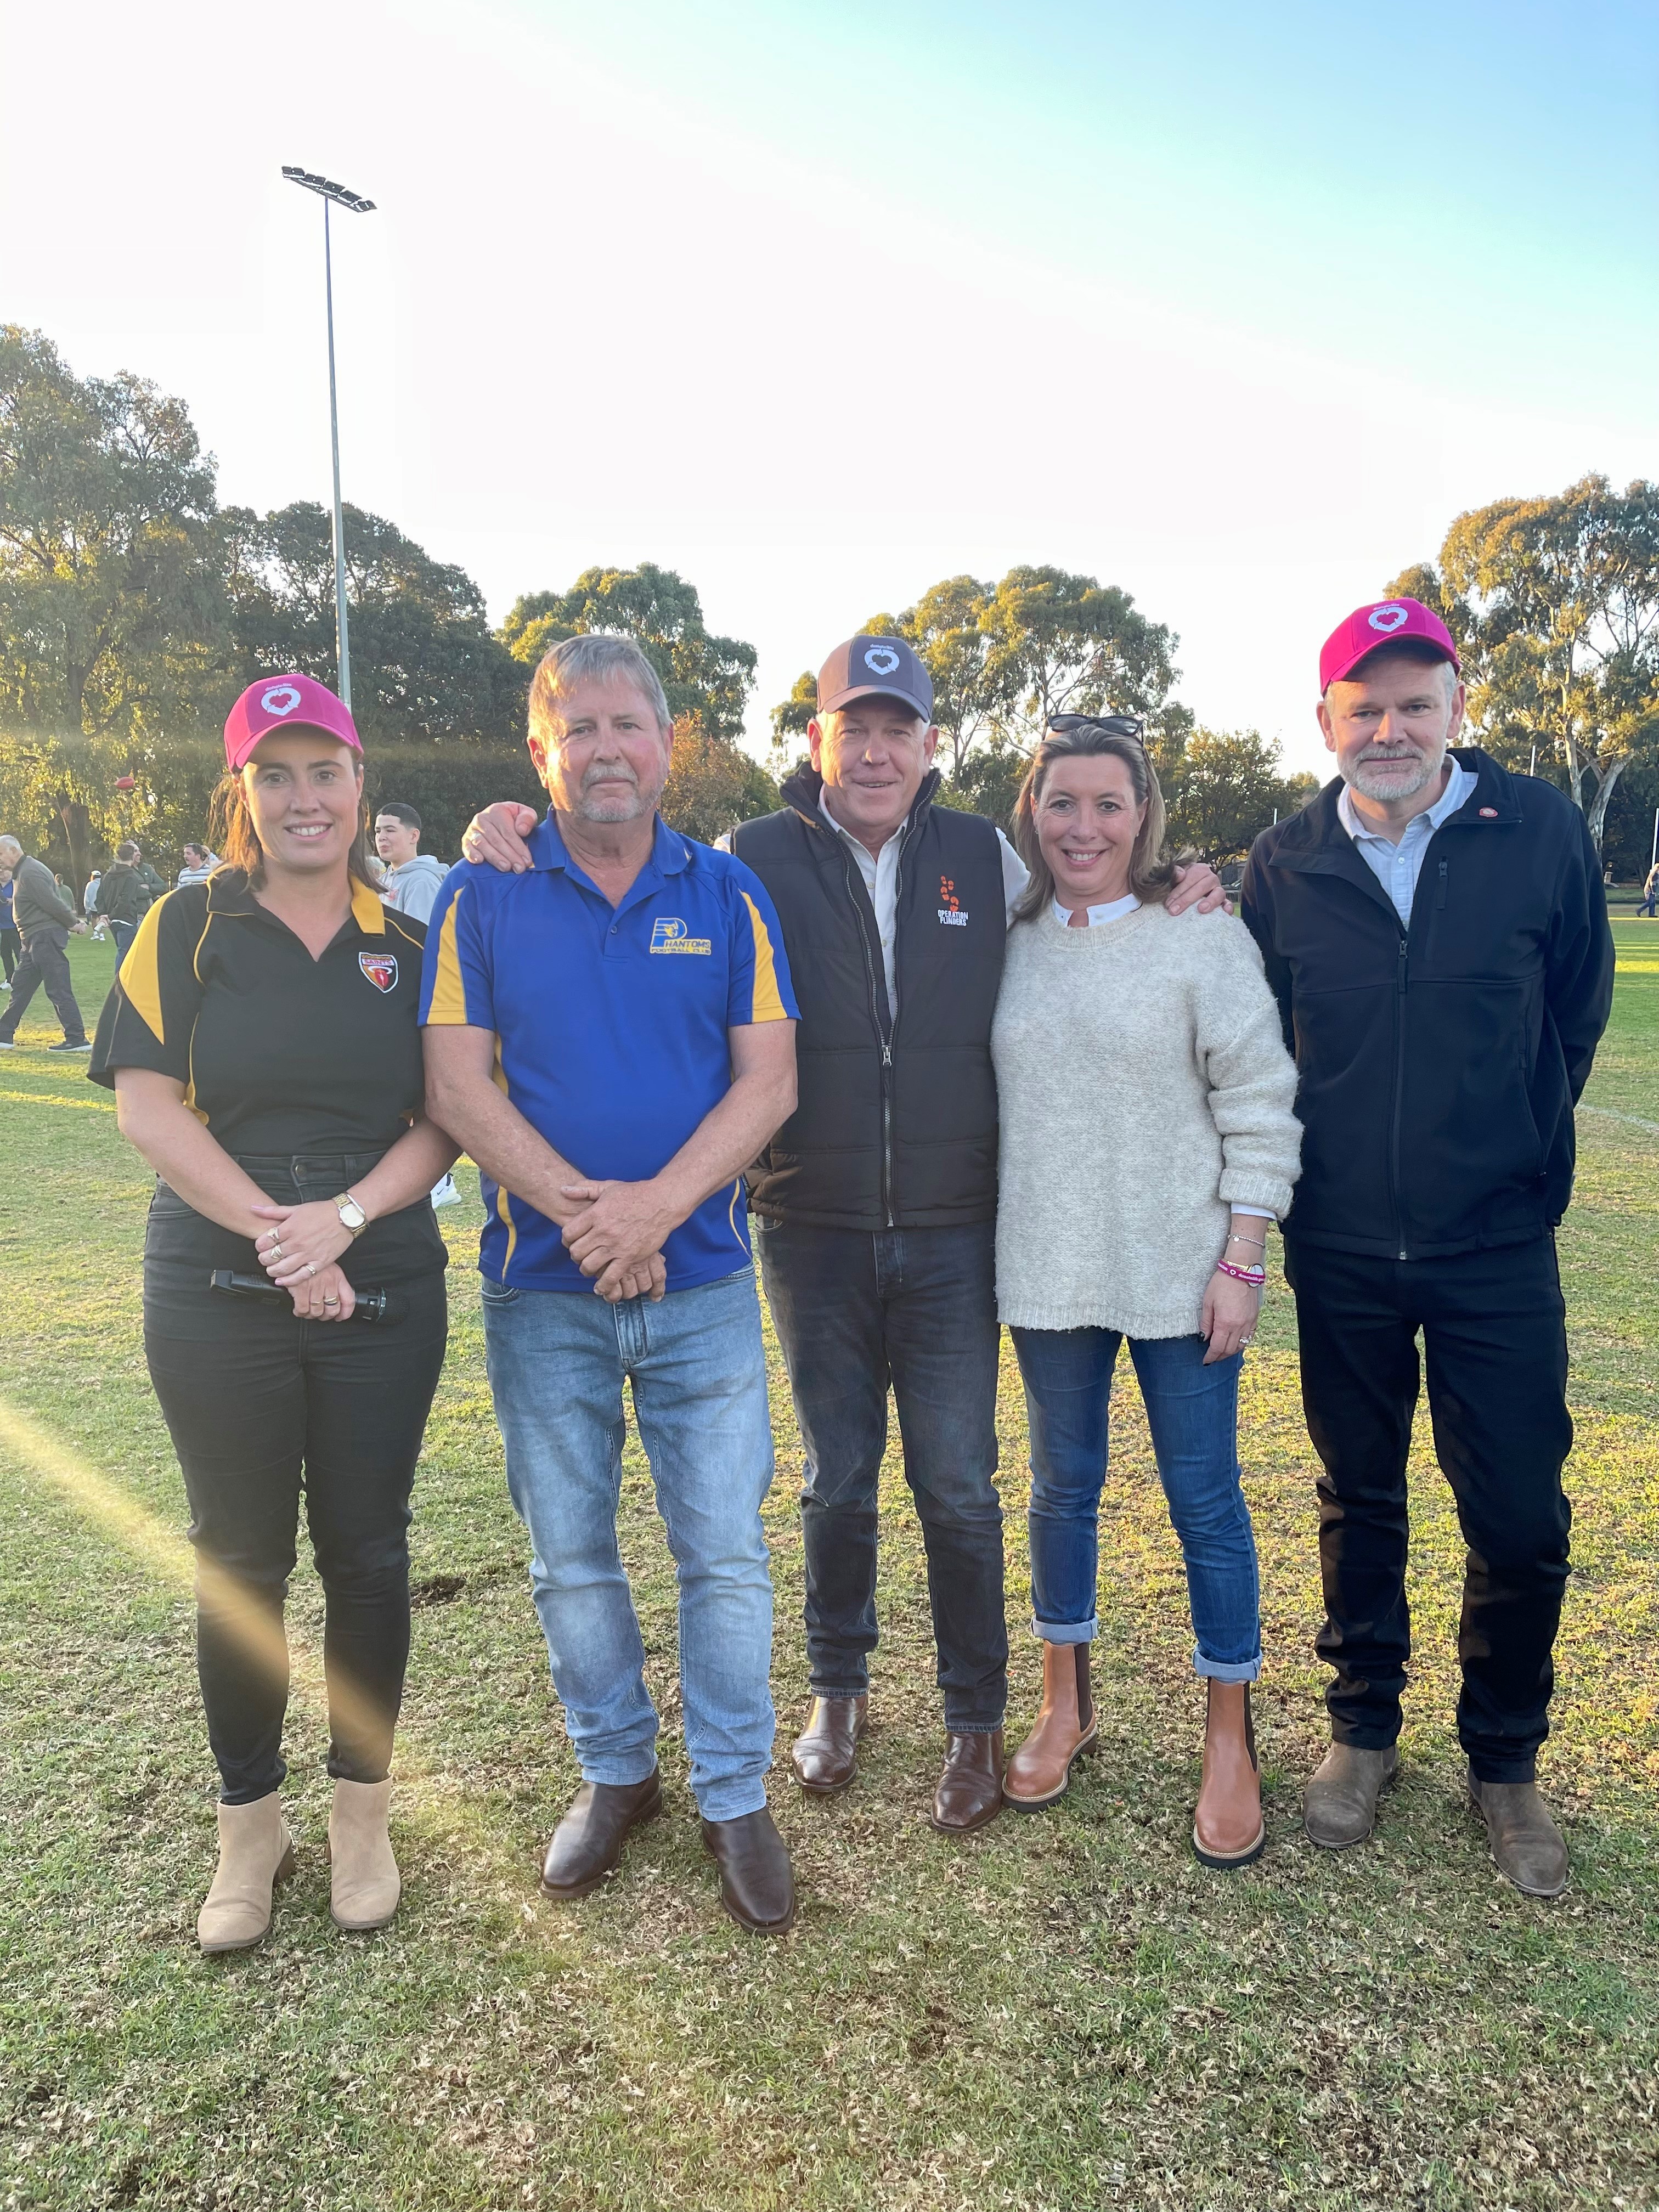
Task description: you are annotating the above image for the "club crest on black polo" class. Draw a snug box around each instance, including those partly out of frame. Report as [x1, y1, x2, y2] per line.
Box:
[359, 952, 398, 992]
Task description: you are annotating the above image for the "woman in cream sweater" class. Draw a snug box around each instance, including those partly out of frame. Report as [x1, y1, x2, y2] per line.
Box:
[991, 716, 1301, 1866]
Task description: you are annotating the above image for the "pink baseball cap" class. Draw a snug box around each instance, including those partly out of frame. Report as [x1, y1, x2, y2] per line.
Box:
[223, 673, 362, 774]
[1320, 597, 1460, 692]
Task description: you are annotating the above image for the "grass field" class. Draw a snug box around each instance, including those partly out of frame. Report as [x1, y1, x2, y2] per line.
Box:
[1, 922, 1656, 2211]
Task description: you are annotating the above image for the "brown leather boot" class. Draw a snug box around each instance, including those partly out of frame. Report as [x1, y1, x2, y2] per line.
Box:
[790, 1696, 867, 1795]
[1004, 1643, 1098, 1810]
[1192, 1680, 1266, 1869]
[930, 1730, 1005, 1833]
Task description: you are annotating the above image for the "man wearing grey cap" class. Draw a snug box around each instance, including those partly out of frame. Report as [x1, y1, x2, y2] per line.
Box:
[463, 635, 1222, 1832]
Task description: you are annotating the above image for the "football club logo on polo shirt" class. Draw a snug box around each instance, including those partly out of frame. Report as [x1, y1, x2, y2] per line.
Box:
[359, 951, 399, 992]
[1367, 604, 1409, 634]
[650, 917, 713, 956]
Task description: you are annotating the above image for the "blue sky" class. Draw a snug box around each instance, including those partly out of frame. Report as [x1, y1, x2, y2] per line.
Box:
[3, 0, 1654, 772]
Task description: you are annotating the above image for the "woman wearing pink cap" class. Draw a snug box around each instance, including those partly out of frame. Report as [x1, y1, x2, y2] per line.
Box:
[91, 673, 458, 1951]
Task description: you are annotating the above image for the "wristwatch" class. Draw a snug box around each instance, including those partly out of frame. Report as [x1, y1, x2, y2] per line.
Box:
[333, 1192, 369, 1239]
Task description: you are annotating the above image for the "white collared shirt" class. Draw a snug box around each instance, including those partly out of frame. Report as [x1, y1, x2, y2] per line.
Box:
[1336, 757, 1475, 926]
[1052, 893, 1141, 927]
[817, 791, 1030, 1014]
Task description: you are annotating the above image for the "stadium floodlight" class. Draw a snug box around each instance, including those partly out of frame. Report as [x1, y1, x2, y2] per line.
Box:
[281, 166, 377, 709]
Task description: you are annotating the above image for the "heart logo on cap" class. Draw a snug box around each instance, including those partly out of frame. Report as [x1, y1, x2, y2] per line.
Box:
[1367, 605, 1409, 634]
[864, 646, 901, 676]
[261, 684, 303, 717]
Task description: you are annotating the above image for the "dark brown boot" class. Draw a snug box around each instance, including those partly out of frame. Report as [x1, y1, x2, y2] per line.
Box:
[1004, 1643, 1098, 1810]
[1192, 1680, 1265, 1869]
[539, 1775, 662, 1900]
[790, 1695, 867, 1795]
[701, 1808, 797, 1934]
[930, 1730, 1005, 1833]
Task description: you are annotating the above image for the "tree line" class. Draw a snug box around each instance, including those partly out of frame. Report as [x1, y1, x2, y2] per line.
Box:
[4, 324, 1656, 896]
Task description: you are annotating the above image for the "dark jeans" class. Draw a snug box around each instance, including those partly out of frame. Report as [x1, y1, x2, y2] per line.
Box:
[143, 1157, 448, 1802]
[1284, 1234, 1573, 1783]
[755, 1216, 1007, 1730]
[0, 926, 86, 1044]
[0, 925, 18, 982]
[109, 918, 136, 968]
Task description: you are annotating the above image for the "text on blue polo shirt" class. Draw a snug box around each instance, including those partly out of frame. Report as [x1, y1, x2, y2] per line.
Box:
[419, 815, 798, 1292]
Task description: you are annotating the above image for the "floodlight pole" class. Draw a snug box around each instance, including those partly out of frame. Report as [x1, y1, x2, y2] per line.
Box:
[323, 197, 351, 708]
[282, 166, 377, 710]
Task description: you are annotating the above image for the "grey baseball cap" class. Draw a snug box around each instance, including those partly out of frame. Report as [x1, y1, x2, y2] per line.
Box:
[816, 635, 934, 723]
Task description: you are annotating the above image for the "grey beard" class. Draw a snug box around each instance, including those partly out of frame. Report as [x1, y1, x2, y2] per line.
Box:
[1344, 742, 1446, 803]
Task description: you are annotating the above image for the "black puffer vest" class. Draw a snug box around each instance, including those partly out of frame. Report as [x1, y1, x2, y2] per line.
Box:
[732, 766, 1007, 1229]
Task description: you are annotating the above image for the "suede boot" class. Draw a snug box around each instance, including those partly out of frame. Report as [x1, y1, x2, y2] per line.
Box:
[1004, 1643, 1098, 1810]
[1304, 1741, 1399, 1848]
[198, 1793, 296, 1954]
[1192, 1680, 1265, 1869]
[328, 1779, 401, 1932]
[1469, 1774, 1569, 1899]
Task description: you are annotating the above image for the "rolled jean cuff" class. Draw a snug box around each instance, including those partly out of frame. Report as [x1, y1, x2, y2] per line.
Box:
[578, 1750, 661, 1790]
[1032, 1615, 1097, 1646]
[810, 1678, 869, 1700]
[941, 1716, 1005, 1734]
[1466, 1753, 1539, 1786]
[696, 1775, 771, 1823]
[1194, 1647, 1260, 1684]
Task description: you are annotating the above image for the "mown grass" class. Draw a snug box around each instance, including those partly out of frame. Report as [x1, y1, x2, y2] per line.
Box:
[1, 925, 1656, 2211]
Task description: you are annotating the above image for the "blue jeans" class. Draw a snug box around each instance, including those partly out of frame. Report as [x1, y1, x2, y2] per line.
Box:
[482, 1266, 777, 1821]
[755, 1217, 1007, 1730]
[1011, 1328, 1260, 1682]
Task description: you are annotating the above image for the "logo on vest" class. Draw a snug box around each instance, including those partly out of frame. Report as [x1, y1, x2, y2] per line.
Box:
[359, 952, 398, 992]
[650, 916, 713, 955]
[937, 873, 968, 927]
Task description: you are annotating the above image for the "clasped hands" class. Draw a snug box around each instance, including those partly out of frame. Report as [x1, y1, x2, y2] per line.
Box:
[560, 1180, 674, 1302]
[250, 1199, 358, 1321]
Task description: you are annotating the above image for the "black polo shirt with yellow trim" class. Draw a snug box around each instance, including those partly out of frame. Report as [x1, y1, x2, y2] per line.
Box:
[90, 870, 429, 1156]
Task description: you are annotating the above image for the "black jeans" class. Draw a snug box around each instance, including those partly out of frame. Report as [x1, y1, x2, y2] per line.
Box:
[755, 1216, 1007, 1730]
[143, 1155, 448, 1802]
[1284, 1234, 1573, 1782]
[0, 926, 19, 982]
[0, 926, 86, 1044]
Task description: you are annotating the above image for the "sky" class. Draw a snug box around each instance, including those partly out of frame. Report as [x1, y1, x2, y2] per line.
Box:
[3, 0, 1655, 774]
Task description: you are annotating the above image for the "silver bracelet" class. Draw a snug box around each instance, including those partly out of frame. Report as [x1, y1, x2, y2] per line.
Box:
[1226, 1232, 1267, 1250]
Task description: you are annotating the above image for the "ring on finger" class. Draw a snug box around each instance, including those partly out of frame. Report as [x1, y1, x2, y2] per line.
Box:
[304, 1262, 317, 1279]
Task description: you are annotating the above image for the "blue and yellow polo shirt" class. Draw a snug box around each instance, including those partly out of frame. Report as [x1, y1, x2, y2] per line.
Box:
[419, 813, 798, 1292]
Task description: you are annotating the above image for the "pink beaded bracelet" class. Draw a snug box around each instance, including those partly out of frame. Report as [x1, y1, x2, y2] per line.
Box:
[1215, 1259, 1266, 1286]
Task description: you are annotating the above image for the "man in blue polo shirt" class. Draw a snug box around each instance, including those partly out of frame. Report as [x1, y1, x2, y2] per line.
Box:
[421, 634, 801, 1935]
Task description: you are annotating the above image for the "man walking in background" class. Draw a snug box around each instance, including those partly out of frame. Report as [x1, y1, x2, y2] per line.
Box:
[93, 842, 150, 967]
[0, 833, 91, 1052]
[1242, 597, 1615, 1897]
[375, 803, 448, 925]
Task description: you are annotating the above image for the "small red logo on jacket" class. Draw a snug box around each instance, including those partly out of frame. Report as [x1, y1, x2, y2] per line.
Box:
[359, 952, 399, 992]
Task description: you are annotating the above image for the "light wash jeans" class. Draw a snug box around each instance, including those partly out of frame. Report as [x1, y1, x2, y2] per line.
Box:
[482, 1266, 777, 1821]
[1011, 1327, 1261, 1683]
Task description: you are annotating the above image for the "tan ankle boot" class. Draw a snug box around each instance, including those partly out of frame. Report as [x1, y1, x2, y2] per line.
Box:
[198, 1794, 295, 1953]
[1192, 1680, 1265, 1869]
[328, 1779, 400, 1931]
[1004, 1642, 1098, 1809]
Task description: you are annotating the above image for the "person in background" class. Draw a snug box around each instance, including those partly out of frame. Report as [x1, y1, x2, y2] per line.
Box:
[177, 842, 219, 888]
[1241, 597, 1615, 1898]
[375, 804, 448, 925]
[83, 871, 105, 938]
[131, 844, 169, 908]
[94, 843, 149, 967]
[91, 673, 457, 1952]
[1639, 859, 1659, 918]
[0, 857, 18, 992]
[992, 719, 1301, 1862]
[0, 833, 91, 1052]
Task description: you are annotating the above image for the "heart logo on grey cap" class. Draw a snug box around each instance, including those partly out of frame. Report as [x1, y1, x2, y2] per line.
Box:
[863, 646, 901, 675]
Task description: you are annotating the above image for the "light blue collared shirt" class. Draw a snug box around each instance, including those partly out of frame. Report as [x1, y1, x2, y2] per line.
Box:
[1336, 757, 1475, 927]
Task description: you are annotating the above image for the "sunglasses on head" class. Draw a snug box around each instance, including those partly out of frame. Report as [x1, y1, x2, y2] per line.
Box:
[1046, 713, 1146, 742]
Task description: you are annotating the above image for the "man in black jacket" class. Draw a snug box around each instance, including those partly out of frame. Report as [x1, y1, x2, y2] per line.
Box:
[93, 840, 150, 966]
[1240, 596, 1615, 1897]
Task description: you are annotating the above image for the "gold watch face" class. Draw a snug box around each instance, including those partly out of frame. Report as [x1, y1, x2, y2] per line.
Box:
[338, 1198, 368, 1231]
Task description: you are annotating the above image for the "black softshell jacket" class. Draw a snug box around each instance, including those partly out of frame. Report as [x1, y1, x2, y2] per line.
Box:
[731, 766, 1006, 1230]
[1239, 749, 1614, 1260]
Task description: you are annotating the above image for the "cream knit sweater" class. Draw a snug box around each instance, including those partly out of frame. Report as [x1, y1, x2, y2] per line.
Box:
[991, 901, 1302, 1339]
